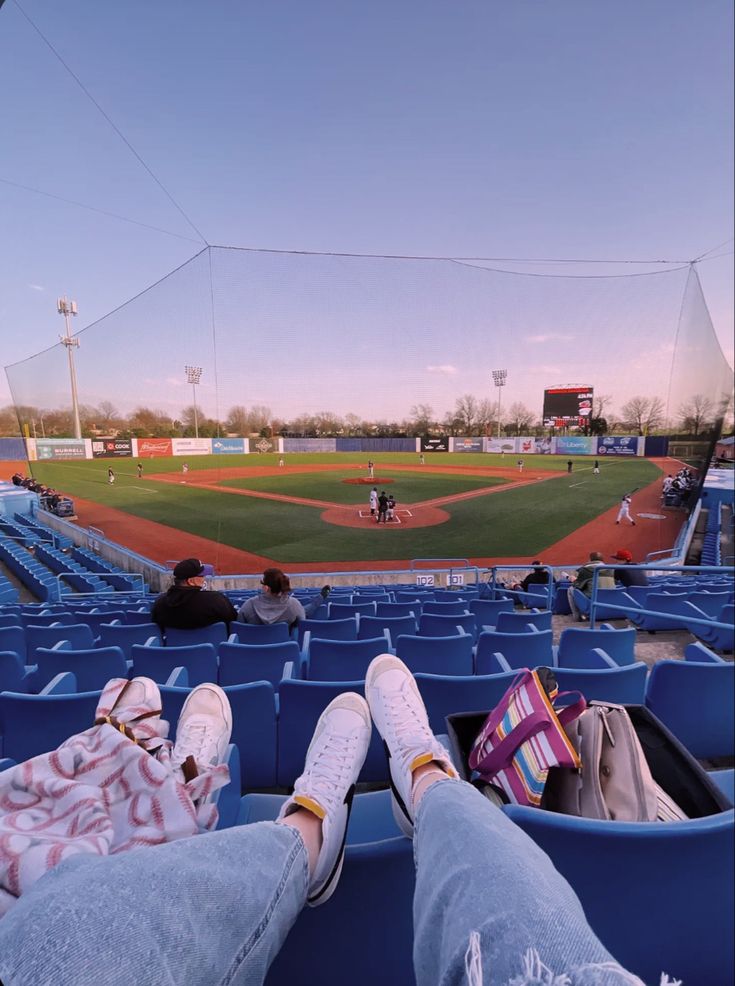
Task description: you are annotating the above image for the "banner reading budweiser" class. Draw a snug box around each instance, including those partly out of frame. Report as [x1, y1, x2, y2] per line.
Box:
[137, 438, 173, 458]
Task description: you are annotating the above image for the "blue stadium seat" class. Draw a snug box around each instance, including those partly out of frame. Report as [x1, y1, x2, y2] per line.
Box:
[0, 683, 101, 762]
[358, 614, 417, 642]
[276, 679, 387, 787]
[495, 609, 552, 633]
[418, 612, 477, 638]
[328, 601, 377, 620]
[467, 598, 515, 624]
[645, 660, 735, 760]
[0, 651, 32, 693]
[303, 636, 389, 681]
[689, 591, 733, 617]
[475, 628, 554, 674]
[97, 622, 162, 659]
[297, 617, 357, 647]
[375, 601, 422, 619]
[70, 610, 128, 635]
[34, 643, 127, 693]
[352, 594, 392, 606]
[218, 640, 299, 688]
[504, 805, 734, 986]
[227, 622, 291, 644]
[592, 588, 640, 620]
[0, 614, 22, 629]
[131, 642, 218, 687]
[164, 623, 229, 648]
[415, 670, 518, 734]
[395, 633, 474, 676]
[0, 626, 26, 662]
[556, 625, 636, 668]
[421, 600, 469, 616]
[20, 612, 75, 628]
[552, 663, 648, 705]
[691, 603, 734, 652]
[26, 623, 95, 663]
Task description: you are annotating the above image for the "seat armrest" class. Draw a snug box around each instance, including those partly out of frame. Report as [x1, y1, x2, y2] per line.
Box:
[42, 671, 78, 694]
[213, 744, 241, 830]
[50, 640, 72, 651]
[589, 647, 617, 669]
[165, 666, 189, 686]
[282, 660, 298, 681]
[144, 636, 158, 647]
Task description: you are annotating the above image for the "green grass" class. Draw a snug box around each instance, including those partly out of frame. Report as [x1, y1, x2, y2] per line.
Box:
[29, 454, 661, 563]
[218, 470, 506, 504]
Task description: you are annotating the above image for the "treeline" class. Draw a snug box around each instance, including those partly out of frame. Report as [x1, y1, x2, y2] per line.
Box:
[0, 392, 730, 440]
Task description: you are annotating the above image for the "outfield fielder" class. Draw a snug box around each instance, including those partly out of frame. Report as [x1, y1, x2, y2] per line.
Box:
[616, 493, 636, 526]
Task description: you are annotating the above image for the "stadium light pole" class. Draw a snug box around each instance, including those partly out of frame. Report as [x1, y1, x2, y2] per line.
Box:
[184, 365, 203, 438]
[491, 369, 507, 438]
[58, 297, 82, 440]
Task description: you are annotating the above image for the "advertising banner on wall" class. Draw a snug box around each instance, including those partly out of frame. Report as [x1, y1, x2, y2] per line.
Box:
[212, 438, 246, 454]
[555, 436, 596, 456]
[420, 437, 449, 452]
[171, 438, 212, 456]
[597, 436, 639, 457]
[485, 437, 517, 454]
[91, 438, 133, 458]
[249, 437, 277, 454]
[137, 438, 173, 458]
[282, 438, 337, 453]
[453, 438, 484, 452]
[36, 439, 87, 460]
[517, 437, 553, 455]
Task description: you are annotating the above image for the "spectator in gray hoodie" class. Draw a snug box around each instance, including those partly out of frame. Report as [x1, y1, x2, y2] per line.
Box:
[238, 568, 330, 629]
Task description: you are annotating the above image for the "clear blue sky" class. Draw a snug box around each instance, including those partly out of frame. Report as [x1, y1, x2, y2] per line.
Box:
[0, 0, 732, 423]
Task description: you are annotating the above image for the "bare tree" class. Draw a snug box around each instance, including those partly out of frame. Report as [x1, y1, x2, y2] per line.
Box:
[225, 406, 250, 435]
[454, 394, 479, 434]
[409, 404, 434, 435]
[506, 401, 535, 436]
[678, 394, 714, 437]
[620, 396, 666, 435]
[344, 413, 361, 436]
[592, 394, 613, 419]
[249, 405, 272, 435]
[97, 401, 121, 432]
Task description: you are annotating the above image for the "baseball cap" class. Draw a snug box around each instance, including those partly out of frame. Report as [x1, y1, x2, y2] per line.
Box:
[611, 549, 633, 562]
[173, 557, 205, 580]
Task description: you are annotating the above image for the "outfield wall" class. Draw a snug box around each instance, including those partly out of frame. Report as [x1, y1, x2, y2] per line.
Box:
[15, 433, 662, 461]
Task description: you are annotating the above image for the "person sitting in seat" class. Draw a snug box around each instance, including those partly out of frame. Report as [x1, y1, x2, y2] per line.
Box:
[0, 658, 650, 986]
[610, 548, 649, 588]
[152, 557, 237, 632]
[567, 551, 616, 621]
[511, 560, 552, 592]
[238, 567, 330, 629]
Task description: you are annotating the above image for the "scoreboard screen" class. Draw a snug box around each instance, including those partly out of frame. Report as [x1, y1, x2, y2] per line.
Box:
[543, 387, 593, 427]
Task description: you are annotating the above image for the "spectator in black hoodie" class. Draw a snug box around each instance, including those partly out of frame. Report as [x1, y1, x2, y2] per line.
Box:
[152, 558, 237, 632]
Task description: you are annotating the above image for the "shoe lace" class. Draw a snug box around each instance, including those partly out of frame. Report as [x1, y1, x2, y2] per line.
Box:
[385, 686, 433, 771]
[302, 731, 359, 812]
[175, 718, 216, 766]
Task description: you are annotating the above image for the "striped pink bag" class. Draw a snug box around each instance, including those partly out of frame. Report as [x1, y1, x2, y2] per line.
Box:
[468, 669, 586, 807]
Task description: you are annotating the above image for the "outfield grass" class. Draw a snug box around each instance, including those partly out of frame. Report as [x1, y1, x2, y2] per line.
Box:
[29, 453, 661, 562]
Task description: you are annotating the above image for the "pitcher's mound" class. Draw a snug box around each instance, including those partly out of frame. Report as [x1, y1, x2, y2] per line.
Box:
[342, 477, 394, 485]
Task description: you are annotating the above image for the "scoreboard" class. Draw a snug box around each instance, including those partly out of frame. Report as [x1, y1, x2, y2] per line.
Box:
[543, 387, 594, 427]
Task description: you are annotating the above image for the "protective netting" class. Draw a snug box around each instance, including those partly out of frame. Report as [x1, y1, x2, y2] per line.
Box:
[3, 249, 732, 567]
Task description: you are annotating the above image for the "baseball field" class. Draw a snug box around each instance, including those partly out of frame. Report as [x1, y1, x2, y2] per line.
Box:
[19, 451, 684, 573]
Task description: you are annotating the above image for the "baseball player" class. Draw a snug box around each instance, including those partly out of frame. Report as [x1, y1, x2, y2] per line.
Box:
[137, 462, 143, 479]
[386, 494, 396, 522]
[107, 468, 115, 485]
[593, 460, 600, 475]
[616, 493, 636, 526]
[369, 486, 378, 517]
[517, 459, 524, 473]
[367, 459, 375, 480]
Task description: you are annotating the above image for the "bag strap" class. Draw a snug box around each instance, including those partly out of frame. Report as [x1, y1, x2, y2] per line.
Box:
[554, 692, 587, 727]
[472, 669, 532, 743]
[472, 710, 551, 777]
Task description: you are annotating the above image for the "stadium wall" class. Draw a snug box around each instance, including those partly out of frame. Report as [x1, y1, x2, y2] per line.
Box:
[0, 438, 26, 460]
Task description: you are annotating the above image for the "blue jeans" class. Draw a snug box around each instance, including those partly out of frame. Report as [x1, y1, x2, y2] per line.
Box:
[0, 781, 639, 986]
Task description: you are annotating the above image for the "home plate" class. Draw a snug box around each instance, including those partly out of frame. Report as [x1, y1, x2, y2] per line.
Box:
[638, 513, 666, 520]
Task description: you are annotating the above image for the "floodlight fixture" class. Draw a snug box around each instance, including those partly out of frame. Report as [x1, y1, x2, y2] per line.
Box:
[491, 369, 508, 439]
[185, 365, 203, 438]
[58, 297, 81, 440]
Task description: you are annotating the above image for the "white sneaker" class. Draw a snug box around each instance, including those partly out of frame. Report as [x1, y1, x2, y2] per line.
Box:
[172, 684, 233, 775]
[366, 655, 457, 837]
[279, 693, 371, 907]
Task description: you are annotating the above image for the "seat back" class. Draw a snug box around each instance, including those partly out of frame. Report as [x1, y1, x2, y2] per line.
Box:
[495, 609, 552, 633]
[645, 660, 735, 759]
[160, 680, 278, 790]
[20, 612, 74, 628]
[0, 615, 22, 629]
[0, 690, 101, 762]
[26, 623, 95, 662]
[395, 633, 474, 676]
[557, 626, 636, 668]
[504, 805, 734, 986]
[468, 598, 515, 624]
[97, 622, 162, 659]
[306, 637, 389, 681]
[277, 679, 386, 786]
[352, 594, 392, 606]
[218, 641, 300, 688]
[475, 629, 554, 674]
[227, 622, 290, 644]
[358, 615, 417, 640]
[0, 651, 28, 693]
[375, 602, 421, 619]
[421, 600, 469, 616]
[164, 623, 229, 648]
[35, 645, 128, 693]
[297, 618, 357, 646]
[329, 602, 377, 620]
[690, 591, 731, 617]
[416, 671, 517, 733]
[0, 626, 26, 662]
[131, 642, 218, 686]
[552, 664, 647, 705]
[418, 612, 476, 638]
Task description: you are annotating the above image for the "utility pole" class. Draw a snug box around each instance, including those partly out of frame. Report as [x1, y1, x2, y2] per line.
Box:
[58, 297, 81, 439]
[184, 365, 203, 438]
